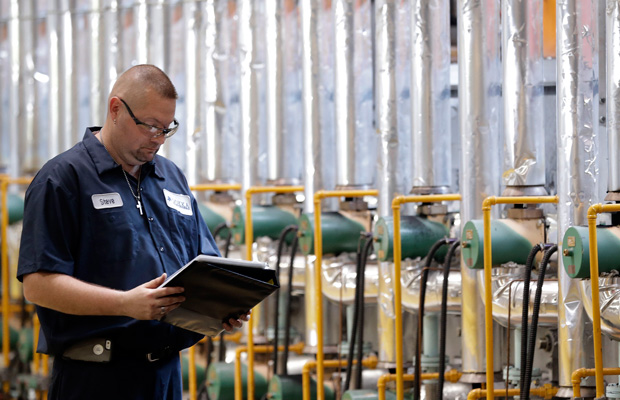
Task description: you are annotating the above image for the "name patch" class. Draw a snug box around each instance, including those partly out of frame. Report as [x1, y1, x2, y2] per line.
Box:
[163, 189, 193, 216]
[91, 193, 124, 209]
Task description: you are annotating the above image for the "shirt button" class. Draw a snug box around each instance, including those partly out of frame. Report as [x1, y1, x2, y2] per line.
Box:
[159, 247, 164, 252]
[149, 217, 154, 222]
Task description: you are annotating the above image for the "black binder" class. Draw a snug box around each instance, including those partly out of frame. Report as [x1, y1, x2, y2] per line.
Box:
[159, 255, 279, 336]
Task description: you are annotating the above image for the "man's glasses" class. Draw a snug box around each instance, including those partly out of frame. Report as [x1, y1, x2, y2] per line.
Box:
[119, 98, 179, 139]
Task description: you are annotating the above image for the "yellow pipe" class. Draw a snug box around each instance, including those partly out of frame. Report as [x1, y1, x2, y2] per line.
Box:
[313, 189, 379, 400]
[302, 355, 379, 400]
[467, 384, 558, 400]
[586, 203, 620, 398]
[33, 314, 40, 374]
[391, 194, 461, 400]
[189, 183, 242, 192]
[377, 370, 463, 400]
[188, 345, 197, 400]
[572, 367, 620, 397]
[234, 342, 305, 400]
[242, 185, 303, 400]
[1, 176, 32, 393]
[481, 195, 558, 400]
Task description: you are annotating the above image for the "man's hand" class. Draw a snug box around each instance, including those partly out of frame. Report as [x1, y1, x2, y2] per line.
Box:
[223, 311, 251, 332]
[121, 274, 186, 320]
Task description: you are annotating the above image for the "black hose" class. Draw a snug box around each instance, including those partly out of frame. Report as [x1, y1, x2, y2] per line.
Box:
[437, 239, 460, 400]
[281, 233, 300, 376]
[519, 243, 544, 393]
[522, 244, 556, 400]
[343, 234, 369, 392]
[272, 225, 299, 376]
[355, 235, 375, 388]
[212, 222, 229, 240]
[414, 237, 453, 400]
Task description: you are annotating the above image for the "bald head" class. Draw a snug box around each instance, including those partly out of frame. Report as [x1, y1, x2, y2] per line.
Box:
[110, 64, 177, 106]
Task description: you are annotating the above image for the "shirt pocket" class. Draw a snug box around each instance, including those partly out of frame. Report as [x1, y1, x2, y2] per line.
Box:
[90, 209, 139, 263]
[167, 211, 198, 263]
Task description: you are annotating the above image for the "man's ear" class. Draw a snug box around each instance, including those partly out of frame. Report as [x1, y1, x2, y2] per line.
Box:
[108, 97, 122, 121]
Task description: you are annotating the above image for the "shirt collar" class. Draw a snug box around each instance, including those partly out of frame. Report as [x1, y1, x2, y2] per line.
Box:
[83, 127, 164, 179]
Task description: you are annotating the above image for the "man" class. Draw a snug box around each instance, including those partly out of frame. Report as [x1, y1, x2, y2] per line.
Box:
[17, 64, 246, 399]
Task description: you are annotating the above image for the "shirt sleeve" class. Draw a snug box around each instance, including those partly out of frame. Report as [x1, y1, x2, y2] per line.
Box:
[17, 175, 79, 281]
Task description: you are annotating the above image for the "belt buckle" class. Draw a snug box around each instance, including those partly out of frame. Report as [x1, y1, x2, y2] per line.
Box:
[146, 352, 159, 362]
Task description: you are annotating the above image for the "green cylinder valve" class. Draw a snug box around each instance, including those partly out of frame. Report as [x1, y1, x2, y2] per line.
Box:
[298, 212, 366, 256]
[461, 219, 541, 269]
[7, 193, 25, 225]
[231, 205, 298, 245]
[562, 225, 620, 278]
[373, 216, 449, 262]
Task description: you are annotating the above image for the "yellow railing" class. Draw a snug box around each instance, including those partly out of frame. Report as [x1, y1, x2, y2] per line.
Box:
[481, 195, 558, 400]
[376, 370, 462, 400]
[586, 203, 620, 398]
[313, 189, 378, 400]
[392, 194, 461, 400]
[241, 186, 303, 400]
[1, 175, 33, 392]
[572, 367, 620, 398]
[302, 355, 379, 400]
[234, 342, 305, 400]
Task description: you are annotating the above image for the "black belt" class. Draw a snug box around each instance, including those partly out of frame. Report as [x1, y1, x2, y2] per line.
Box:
[62, 338, 176, 363]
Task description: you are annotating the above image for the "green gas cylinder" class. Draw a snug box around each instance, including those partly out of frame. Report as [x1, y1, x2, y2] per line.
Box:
[266, 374, 335, 400]
[181, 354, 206, 392]
[298, 212, 365, 256]
[231, 205, 298, 245]
[17, 327, 33, 364]
[198, 202, 227, 235]
[206, 362, 268, 400]
[7, 193, 25, 225]
[373, 216, 449, 262]
[562, 225, 620, 278]
[461, 219, 542, 269]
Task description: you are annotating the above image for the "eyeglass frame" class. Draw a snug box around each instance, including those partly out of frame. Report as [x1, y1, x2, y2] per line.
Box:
[118, 98, 179, 139]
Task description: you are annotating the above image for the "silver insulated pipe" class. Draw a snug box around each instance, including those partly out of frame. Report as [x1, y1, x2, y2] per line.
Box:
[410, 0, 451, 193]
[375, 0, 400, 366]
[333, 0, 375, 189]
[608, 0, 620, 195]
[457, 0, 502, 381]
[301, 0, 322, 214]
[556, 0, 600, 392]
[502, 0, 546, 189]
[238, 0, 261, 195]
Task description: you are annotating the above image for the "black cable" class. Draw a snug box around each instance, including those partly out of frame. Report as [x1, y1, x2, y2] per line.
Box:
[212, 222, 229, 240]
[272, 225, 299, 376]
[523, 244, 556, 400]
[438, 239, 460, 400]
[223, 225, 233, 258]
[282, 233, 300, 376]
[343, 235, 367, 392]
[414, 237, 453, 400]
[355, 234, 375, 388]
[217, 330, 226, 362]
[519, 243, 544, 395]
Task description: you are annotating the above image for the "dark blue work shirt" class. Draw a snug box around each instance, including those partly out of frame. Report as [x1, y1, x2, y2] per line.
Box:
[17, 127, 221, 356]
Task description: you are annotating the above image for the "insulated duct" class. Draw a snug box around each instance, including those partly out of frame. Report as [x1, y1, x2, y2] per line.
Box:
[401, 265, 461, 313]
[47, 0, 60, 159]
[608, 0, 620, 194]
[58, 0, 76, 153]
[410, 0, 451, 193]
[502, 0, 546, 189]
[6, 0, 19, 177]
[555, 0, 600, 392]
[375, 0, 400, 366]
[89, 0, 103, 124]
[18, 0, 38, 175]
[457, 0, 502, 380]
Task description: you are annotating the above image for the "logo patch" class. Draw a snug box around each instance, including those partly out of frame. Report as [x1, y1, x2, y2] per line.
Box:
[163, 189, 193, 216]
[91, 193, 124, 209]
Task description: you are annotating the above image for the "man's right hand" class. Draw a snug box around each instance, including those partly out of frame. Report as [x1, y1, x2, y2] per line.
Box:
[121, 274, 186, 320]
